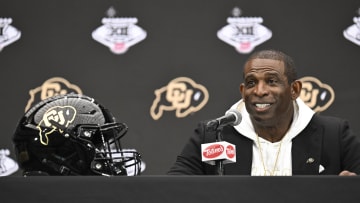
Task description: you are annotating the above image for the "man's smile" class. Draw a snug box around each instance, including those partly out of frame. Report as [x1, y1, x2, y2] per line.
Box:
[254, 103, 272, 112]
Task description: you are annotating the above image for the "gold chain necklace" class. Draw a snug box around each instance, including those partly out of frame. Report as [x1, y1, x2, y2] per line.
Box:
[256, 134, 283, 176]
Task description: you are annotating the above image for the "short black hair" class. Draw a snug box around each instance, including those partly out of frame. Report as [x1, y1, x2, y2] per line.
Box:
[244, 49, 298, 84]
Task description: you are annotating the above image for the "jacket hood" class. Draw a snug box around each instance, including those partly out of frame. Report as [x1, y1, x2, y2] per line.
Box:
[227, 98, 315, 142]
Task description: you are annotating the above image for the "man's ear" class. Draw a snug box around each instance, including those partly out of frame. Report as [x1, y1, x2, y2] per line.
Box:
[240, 83, 244, 96]
[291, 80, 302, 100]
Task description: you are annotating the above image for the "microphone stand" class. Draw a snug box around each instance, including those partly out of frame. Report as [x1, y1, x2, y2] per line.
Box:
[206, 111, 241, 176]
[206, 120, 225, 176]
[215, 127, 224, 176]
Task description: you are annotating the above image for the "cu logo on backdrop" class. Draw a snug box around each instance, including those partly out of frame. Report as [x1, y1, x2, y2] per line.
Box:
[25, 77, 83, 112]
[299, 76, 335, 112]
[150, 77, 209, 120]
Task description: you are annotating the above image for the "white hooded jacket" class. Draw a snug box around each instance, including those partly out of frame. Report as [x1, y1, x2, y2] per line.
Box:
[227, 98, 315, 175]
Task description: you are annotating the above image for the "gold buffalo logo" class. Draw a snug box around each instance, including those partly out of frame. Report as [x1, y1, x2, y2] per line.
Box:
[150, 77, 209, 120]
[25, 77, 82, 112]
[37, 106, 76, 145]
[299, 76, 335, 112]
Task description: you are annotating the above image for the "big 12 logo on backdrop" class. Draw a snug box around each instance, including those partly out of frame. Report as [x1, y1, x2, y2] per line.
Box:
[0, 18, 21, 52]
[217, 7, 272, 54]
[92, 7, 147, 54]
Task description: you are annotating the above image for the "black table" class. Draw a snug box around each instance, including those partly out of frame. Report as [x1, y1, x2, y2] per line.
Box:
[1, 176, 359, 202]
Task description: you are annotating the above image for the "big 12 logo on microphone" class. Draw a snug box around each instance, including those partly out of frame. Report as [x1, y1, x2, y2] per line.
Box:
[201, 141, 236, 165]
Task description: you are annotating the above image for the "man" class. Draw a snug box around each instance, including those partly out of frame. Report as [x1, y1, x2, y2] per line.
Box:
[167, 49, 360, 176]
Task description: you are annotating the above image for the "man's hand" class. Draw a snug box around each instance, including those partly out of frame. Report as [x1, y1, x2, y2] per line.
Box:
[339, 170, 357, 176]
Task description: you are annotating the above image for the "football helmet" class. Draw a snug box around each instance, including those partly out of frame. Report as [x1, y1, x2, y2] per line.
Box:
[13, 94, 143, 176]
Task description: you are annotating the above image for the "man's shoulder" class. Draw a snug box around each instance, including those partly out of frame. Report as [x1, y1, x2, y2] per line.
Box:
[312, 113, 344, 121]
[310, 113, 347, 127]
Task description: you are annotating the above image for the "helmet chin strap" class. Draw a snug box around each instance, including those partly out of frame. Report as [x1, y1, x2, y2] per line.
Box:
[41, 158, 80, 175]
[23, 171, 49, 176]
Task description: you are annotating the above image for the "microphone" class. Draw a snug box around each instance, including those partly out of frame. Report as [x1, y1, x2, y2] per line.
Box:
[206, 109, 242, 131]
[202, 109, 241, 175]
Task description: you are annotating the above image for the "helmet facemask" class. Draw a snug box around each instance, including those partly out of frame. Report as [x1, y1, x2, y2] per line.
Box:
[75, 122, 142, 176]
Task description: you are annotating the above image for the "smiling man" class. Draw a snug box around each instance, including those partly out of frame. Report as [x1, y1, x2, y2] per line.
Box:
[167, 49, 360, 176]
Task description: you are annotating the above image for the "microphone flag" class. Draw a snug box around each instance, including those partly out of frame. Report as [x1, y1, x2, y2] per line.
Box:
[201, 141, 236, 165]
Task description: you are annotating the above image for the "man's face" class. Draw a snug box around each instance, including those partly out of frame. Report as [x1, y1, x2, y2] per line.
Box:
[240, 58, 294, 127]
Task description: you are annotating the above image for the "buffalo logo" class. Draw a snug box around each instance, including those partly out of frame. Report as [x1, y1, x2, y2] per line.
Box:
[0, 18, 21, 52]
[25, 77, 82, 112]
[343, 8, 360, 46]
[92, 7, 147, 54]
[217, 7, 272, 54]
[37, 106, 76, 145]
[150, 77, 209, 120]
[299, 76, 335, 112]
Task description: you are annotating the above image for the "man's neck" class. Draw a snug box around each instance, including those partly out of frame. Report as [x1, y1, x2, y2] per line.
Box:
[254, 114, 294, 143]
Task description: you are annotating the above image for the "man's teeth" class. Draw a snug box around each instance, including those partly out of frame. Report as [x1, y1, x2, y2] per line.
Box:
[256, 104, 270, 108]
